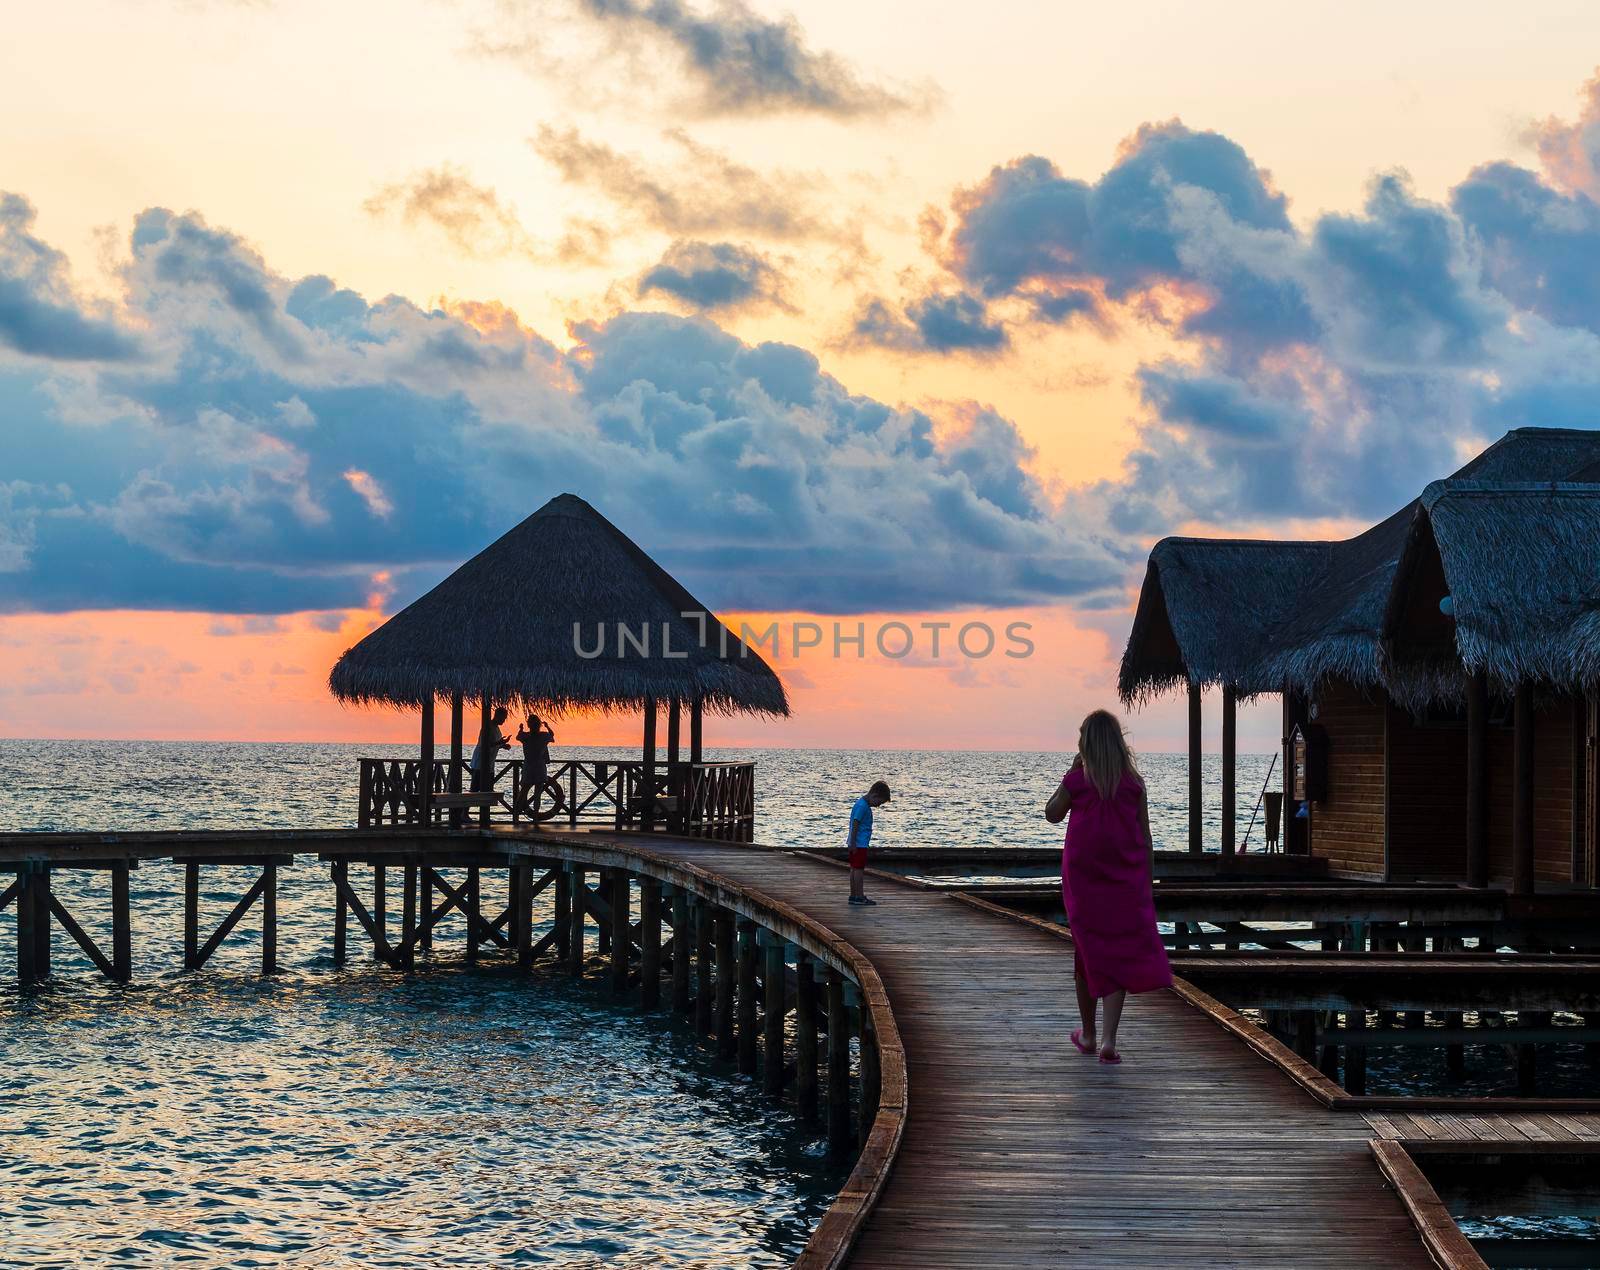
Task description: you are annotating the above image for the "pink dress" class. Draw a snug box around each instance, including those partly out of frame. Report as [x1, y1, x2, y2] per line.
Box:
[1060, 767, 1172, 998]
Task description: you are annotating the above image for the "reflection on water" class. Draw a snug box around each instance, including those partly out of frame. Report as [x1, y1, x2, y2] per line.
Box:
[0, 739, 871, 1268]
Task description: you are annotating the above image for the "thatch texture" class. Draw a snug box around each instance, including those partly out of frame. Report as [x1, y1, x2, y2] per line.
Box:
[328, 494, 789, 716]
[1119, 428, 1600, 706]
[1390, 481, 1600, 699]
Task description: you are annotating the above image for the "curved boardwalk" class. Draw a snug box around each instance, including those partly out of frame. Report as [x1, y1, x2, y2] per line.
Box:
[620, 834, 1433, 1268]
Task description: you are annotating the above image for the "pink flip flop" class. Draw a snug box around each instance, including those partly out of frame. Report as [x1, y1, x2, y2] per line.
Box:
[1098, 1049, 1123, 1065]
[1070, 1029, 1096, 1055]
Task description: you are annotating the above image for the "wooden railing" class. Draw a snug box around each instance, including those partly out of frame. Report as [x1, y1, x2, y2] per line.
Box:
[356, 756, 756, 842]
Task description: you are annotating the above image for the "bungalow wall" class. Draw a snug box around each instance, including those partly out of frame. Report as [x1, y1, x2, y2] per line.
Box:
[1386, 704, 1468, 881]
[1306, 680, 1387, 879]
[1485, 698, 1577, 887]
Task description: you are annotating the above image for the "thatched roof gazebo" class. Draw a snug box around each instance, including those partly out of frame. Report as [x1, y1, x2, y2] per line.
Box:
[331, 493, 787, 838]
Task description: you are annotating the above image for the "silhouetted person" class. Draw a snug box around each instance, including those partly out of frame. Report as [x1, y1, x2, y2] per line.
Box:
[472, 705, 510, 792]
[516, 713, 556, 813]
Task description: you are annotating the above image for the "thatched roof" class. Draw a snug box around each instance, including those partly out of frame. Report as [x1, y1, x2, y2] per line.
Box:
[1119, 428, 1600, 706]
[1385, 481, 1600, 700]
[329, 494, 789, 716]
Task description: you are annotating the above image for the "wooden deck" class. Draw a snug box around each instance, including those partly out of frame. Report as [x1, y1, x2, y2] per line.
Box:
[623, 835, 1435, 1267]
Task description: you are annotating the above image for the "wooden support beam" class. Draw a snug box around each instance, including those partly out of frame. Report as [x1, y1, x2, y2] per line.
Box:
[763, 936, 785, 1095]
[374, 864, 387, 955]
[567, 866, 586, 974]
[47, 892, 118, 981]
[667, 698, 681, 764]
[418, 866, 433, 952]
[826, 969, 851, 1150]
[419, 697, 435, 827]
[642, 697, 657, 833]
[671, 890, 691, 1014]
[737, 921, 759, 1076]
[1513, 681, 1536, 895]
[1221, 684, 1237, 858]
[261, 863, 278, 975]
[184, 861, 200, 969]
[859, 1006, 880, 1148]
[465, 866, 481, 961]
[796, 953, 819, 1121]
[192, 872, 269, 969]
[112, 861, 131, 982]
[333, 869, 392, 962]
[515, 864, 534, 973]
[554, 867, 571, 961]
[610, 869, 631, 994]
[398, 864, 416, 970]
[695, 900, 714, 1034]
[449, 690, 464, 828]
[690, 697, 703, 764]
[640, 878, 662, 1008]
[715, 908, 736, 1058]
[596, 872, 611, 957]
[1518, 1013, 1544, 1096]
[332, 860, 348, 966]
[1467, 671, 1490, 887]
[1188, 681, 1202, 854]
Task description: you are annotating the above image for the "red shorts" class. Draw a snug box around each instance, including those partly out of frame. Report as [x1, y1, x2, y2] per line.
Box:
[848, 847, 869, 870]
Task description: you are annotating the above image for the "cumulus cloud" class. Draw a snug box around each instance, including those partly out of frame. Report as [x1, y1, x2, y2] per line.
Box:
[0, 199, 1129, 617]
[0, 194, 143, 362]
[1524, 68, 1600, 199]
[479, 0, 927, 119]
[636, 240, 789, 311]
[843, 290, 1007, 354]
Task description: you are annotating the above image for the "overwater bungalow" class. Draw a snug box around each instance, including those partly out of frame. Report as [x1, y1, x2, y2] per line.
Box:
[329, 492, 788, 840]
[1120, 427, 1600, 893]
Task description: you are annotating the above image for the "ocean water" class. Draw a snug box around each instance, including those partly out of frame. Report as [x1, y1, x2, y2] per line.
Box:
[0, 739, 1274, 1269]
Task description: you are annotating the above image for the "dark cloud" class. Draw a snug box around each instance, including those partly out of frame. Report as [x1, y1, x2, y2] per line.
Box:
[0, 201, 1127, 617]
[482, 0, 926, 119]
[532, 125, 839, 243]
[0, 194, 142, 362]
[636, 240, 788, 311]
[843, 290, 1007, 354]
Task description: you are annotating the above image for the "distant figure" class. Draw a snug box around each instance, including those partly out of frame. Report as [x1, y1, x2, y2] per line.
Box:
[1044, 710, 1171, 1064]
[472, 705, 510, 792]
[846, 780, 892, 907]
[516, 713, 556, 811]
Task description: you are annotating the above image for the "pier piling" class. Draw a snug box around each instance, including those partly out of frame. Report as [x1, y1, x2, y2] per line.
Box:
[610, 868, 631, 994]
[796, 952, 819, 1120]
[763, 935, 785, 1095]
[640, 877, 661, 1008]
[737, 920, 758, 1076]
[826, 968, 851, 1150]
[695, 900, 714, 1034]
[567, 866, 586, 973]
[715, 909, 735, 1058]
[671, 889, 691, 1013]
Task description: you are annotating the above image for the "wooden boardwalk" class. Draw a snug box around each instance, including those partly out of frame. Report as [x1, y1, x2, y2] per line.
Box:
[627, 836, 1435, 1267]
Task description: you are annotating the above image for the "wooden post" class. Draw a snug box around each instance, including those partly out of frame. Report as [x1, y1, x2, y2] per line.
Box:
[261, 864, 278, 975]
[642, 697, 657, 832]
[695, 901, 714, 1034]
[826, 969, 851, 1150]
[400, 863, 416, 970]
[478, 694, 493, 829]
[666, 699, 682, 833]
[567, 866, 586, 973]
[419, 867, 433, 952]
[465, 865, 480, 961]
[671, 889, 691, 1014]
[332, 860, 348, 966]
[1518, 1014, 1543, 1096]
[554, 867, 571, 961]
[16, 869, 36, 985]
[1513, 681, 1535, 895]
[111, 861, 132, 983]
[184, 861, 200, 970]
[763, 936, 785, 1095]
[419, 698, 435, 826]
[610, 869, 630, 993]
[715, 909, 736, 1058]
[1343, 1007, 1367, 1095]
[1467, 671, 1490, 887]
[449, 690, 464, 829]
[640, 877, 662, 1008]
[796, 953, 819, 1120]
[510, 864, 529, 972]
[1188, 682, 1202, 854]
[690, 698, 704, 764]
[597, 872, 612, 956]
[374, 865, 387, 957]
[859, 1006, 880, 1148]
[1574, 695, 1588, 884]
[737, 921, 759, 1076]
[1221, 684, 1237, 858]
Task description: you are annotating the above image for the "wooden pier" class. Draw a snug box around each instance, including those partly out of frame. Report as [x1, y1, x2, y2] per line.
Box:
[13, 828, 1583, 1265]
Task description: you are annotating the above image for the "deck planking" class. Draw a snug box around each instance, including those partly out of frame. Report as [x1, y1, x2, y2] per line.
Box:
[622, 836, 1434, 1267]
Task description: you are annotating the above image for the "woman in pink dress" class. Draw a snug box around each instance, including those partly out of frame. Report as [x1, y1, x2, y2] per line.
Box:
[1044, 709, 1171, 1064]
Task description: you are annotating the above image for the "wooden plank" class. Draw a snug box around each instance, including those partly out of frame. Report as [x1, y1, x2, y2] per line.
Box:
[1369, 1141, 1488, 1270]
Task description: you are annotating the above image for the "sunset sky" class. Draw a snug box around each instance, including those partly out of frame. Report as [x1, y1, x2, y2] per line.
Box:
[6, 1, 1600, 751]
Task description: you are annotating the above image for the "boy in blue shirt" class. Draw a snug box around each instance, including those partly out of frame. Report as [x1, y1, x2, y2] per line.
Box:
[847, 780, 892, 906]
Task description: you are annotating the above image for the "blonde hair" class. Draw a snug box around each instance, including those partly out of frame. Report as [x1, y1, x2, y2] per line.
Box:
[1079, 709, 1140, 800]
